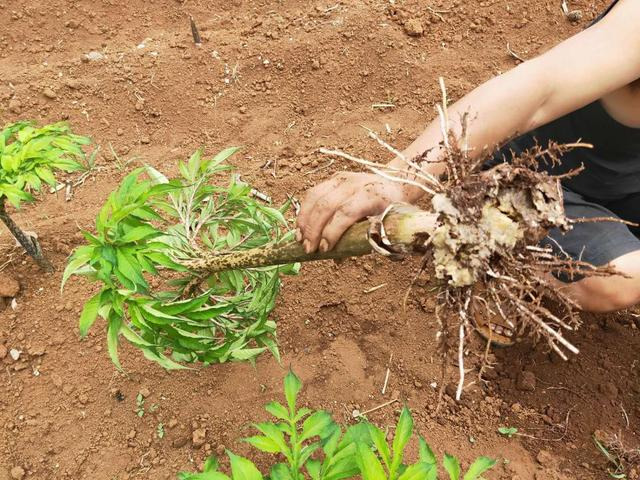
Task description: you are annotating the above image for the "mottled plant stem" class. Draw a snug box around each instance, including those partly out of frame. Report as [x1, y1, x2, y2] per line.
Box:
[183, 205, 437, 274]
[0, 200, 54, 272]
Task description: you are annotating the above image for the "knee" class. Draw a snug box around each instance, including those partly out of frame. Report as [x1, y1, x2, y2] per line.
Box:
[575, 277, 640, 313]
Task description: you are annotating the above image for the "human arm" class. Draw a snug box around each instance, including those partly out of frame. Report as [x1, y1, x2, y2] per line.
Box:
[297, 0, 640, 253]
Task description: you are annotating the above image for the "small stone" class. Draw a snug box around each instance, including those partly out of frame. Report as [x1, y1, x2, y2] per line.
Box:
[192, 428, 206, 448]
[414, 380, 422, 388]
[139, 387, 151, 398]
[0, 273, 20, 297]
[85, 51, 105, 61]
[536, 449, 554, 466]
[116, 128, 124, 136]
[10, 466, 25, 479]
[127, 429, 136, 440]
[516, 371, 536, 391]
[172, 434, 190, 448]
[9, 349, 21, 361]
[140, 135, 150, 144]
[43, 88, 57, 99]
[64, 78, 82, 89]
[403, 18, 424, 37]
[311, 59, 320, 70]
[168, 418, 178, 428]
[135, 99, 144, 111]
[239, 105, 247, 114]
[78, 393, 89, 404]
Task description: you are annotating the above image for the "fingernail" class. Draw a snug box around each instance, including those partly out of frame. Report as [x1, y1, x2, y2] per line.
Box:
[295, 228, 302, 242]
[319, 239, 329, 253]
[303, 240, 312, 254]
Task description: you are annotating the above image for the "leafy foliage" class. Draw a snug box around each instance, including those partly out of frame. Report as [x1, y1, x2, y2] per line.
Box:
[64, 148, 298, 369]
[178, 371, 496, 480]
[0, 121, 89, 207]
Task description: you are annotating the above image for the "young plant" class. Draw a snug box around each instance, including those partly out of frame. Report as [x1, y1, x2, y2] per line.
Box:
[178, 371, 497, 480]
[64, 148, 298, 369]
[0, 121, 90, 271]
[359, 407, 495, 480]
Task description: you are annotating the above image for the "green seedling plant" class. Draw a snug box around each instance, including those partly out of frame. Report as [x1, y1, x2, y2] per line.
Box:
[0, 121, 90, 271]
[136, 393, 145, 417]
[497, 427, 518, 439]
[359, 407, 495, 480]
[64, 148, 298, 369]
[178, 371, 497, 480]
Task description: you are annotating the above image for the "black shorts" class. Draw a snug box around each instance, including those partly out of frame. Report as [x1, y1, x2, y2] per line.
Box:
[543, 188, 640, 269]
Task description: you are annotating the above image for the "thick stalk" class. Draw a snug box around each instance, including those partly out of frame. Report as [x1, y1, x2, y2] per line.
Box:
[0, 200, 54, 272]
[183, 205, 437, 274]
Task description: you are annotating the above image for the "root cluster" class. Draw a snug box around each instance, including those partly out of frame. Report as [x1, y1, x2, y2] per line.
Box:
[323, 78, 619, 400]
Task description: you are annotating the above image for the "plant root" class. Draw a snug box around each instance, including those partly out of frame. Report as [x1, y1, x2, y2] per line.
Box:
[321, 77, 619, 400]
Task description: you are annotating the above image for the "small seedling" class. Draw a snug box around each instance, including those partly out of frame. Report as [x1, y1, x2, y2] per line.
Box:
[497, 427, 518, 439]
[0, 121, 90, 271]
[136, 393, 145, 417]
[157, 423, 165, 439]
[178, 370, 496, 480]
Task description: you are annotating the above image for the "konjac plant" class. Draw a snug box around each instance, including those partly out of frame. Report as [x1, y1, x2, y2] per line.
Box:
[63, 148, 298, 369]
[178, 370, 496, 480]
[0, 121, 90, 271]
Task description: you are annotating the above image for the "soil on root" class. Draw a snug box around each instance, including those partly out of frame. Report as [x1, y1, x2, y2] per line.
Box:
[1, 0, 638, 479]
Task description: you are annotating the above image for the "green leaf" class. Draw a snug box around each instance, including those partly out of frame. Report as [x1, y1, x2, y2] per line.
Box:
[356, 443, 387, 480]
[419, 437, 436, 465]
[210, 146, 241, 169]
[145, 164, 169, 184]
[391, 407, 413, 475]
[443, 454, 461, 480]
[269, 464, 293, 480]
[228, 451, 263, 480]
[497, 427, 518, 438]
[79, 290, 103, 336]
[306, 459, 321, 480]
[106, 316, 123, 370]
[367, 424, 391, 469]
[265, 401, 289, 421]
[121, 225, 159, 243]
[301, 411, 334, 442]
[284, 370, 302, 414]
[463, 457, 496, 480]
[243, 436, 280, 454]
[398, 463, 435, 480]
[253, 422, 291, 459]
[203, 456, 220, 472]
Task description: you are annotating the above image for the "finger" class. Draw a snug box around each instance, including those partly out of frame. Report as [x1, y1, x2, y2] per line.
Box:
[296, 180, 338, 234]
[320, 195, 386, 251]
[300, 194, 343, 253]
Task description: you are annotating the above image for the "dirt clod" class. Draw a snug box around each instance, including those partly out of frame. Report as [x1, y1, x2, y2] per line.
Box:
[0, 274, 20, 297]
[192, 428, 207, 448]
[10, 466, 25, 480]
[403, 18, 424, 37]
[598, 382, 618, 399]
[516, 371, 536, 391]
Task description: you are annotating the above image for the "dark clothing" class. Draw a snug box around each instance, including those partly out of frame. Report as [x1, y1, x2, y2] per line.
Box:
[491, 0, 640, 271]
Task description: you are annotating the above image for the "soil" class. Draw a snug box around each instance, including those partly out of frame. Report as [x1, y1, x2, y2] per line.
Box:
[1, 0, 638, 479]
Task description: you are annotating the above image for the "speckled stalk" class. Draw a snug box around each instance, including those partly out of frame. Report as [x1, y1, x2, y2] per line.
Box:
[184, 208, 437, 273]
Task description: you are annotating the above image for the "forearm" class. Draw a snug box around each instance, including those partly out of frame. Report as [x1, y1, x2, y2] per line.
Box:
[390, 60, 553, 202]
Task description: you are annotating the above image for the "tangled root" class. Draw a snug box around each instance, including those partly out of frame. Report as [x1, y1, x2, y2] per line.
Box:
[322, 78, 620, 400]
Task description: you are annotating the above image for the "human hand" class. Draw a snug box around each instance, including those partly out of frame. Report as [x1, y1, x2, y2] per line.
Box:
[296, 172, 410, 253]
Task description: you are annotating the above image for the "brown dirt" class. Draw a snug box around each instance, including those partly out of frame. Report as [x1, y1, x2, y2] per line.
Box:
[1, 1, 638, 479]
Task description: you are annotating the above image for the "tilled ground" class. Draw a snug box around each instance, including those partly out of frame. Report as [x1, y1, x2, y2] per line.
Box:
[1, 1, 639, 479]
